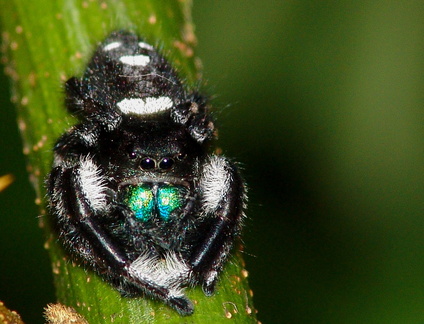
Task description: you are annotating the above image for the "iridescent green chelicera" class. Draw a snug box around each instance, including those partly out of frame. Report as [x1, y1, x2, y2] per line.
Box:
[122, 184, 185, 222]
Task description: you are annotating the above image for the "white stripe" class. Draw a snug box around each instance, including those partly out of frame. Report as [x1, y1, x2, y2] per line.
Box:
[117, 97, 173, 115]
[119, 55, 150, 66]
[138, 41, 154, 51]
[103, 41, 121, 51]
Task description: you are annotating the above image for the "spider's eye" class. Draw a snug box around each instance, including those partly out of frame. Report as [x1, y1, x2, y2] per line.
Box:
[159, 157, 174, 170]
[128, 151, 138, 159]
[127, 145, 138, 159]
[140, 157, 156, 170]
[176, 153, 186, 161]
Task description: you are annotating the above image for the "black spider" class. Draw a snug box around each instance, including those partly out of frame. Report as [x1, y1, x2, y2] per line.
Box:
[47, 31, 246, 316]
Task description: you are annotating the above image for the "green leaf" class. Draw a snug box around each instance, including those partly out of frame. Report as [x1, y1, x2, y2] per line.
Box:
[0, 0, 257, 322]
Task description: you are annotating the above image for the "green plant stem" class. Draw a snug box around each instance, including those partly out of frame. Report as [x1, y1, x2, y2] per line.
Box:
[0, 0, 256, 322]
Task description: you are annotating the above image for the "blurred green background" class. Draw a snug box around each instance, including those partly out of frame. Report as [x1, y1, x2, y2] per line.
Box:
[1, 1, 424, 323]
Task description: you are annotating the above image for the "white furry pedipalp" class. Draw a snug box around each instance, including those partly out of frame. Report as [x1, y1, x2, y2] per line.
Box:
[128, 252, 191, 297]
[200, 155, 232, 213]
[78, 156, 107, 212]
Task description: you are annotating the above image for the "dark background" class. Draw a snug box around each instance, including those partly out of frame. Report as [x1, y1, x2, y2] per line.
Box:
[1, 1, 424, 323]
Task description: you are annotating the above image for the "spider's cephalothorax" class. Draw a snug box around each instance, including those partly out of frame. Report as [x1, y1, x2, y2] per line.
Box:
[47, 31, 246, 315]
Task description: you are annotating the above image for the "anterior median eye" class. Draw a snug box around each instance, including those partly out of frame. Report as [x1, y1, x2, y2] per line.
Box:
[158, 157, 174, 170]
[140, 157, 156, 170]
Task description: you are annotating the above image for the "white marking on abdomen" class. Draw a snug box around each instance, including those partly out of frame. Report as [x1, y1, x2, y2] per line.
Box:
[117, 97, 173, 115]
[103, 41, 122, 51]
[119, 54, 150, 66]
[138, 41, 154, 51]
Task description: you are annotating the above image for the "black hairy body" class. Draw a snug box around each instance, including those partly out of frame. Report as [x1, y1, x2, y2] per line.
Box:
[47, 31, 246, 315]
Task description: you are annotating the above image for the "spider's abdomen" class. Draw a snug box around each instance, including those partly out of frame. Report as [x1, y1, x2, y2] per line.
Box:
[120, 183, 188, 222]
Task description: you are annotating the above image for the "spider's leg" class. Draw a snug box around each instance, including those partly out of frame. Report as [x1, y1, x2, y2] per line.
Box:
[171, 94, 215, 143]
[189, 155, 246, 295]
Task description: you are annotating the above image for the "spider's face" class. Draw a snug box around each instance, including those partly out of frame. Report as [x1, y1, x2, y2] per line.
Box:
[102, 118, 203, 181]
